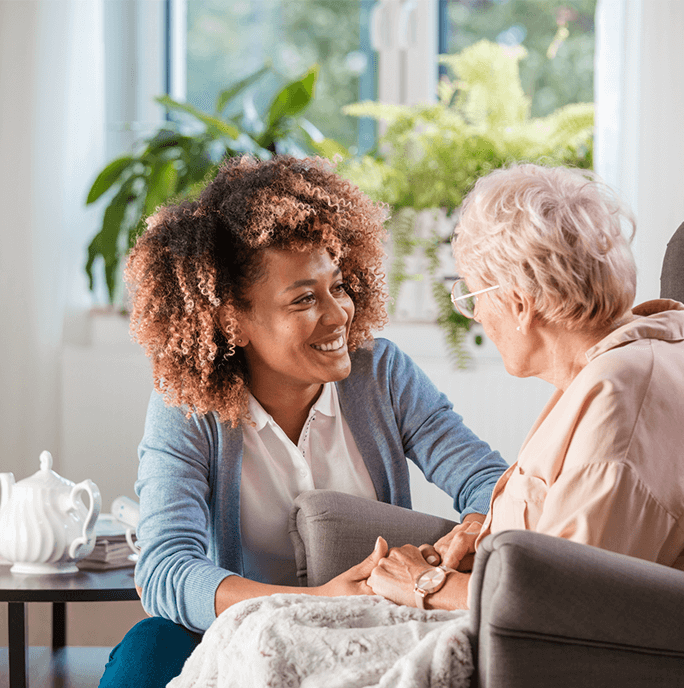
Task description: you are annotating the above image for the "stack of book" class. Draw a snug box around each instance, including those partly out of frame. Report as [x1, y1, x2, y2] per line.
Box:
[78, 514, 137, 571]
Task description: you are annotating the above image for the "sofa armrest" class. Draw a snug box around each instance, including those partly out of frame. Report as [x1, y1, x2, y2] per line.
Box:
[288, 489, 459, 587]
[469, 530, 684, 688]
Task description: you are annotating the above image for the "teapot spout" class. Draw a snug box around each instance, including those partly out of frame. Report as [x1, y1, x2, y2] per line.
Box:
[0, 473, 15, 512]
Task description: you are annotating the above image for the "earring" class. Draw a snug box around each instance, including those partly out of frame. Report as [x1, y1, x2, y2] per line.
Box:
[516, 326, 521, 332]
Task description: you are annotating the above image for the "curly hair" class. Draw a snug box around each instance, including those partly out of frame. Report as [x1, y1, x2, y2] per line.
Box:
[125, 155, 389, 426]
[454, 163, 637, 331]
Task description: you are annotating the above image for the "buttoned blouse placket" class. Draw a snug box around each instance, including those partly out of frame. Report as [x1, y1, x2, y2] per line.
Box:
[297, 409, 317, 486]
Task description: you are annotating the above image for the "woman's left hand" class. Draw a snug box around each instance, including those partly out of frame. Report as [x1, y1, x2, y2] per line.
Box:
[367, 544, 435, 607]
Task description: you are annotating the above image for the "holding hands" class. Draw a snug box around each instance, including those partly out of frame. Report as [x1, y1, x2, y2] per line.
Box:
[424, 513, 484, 572]
[367, 540, 439, 607]
[326, 515, 484, 610]
[313, 515, 484, 610]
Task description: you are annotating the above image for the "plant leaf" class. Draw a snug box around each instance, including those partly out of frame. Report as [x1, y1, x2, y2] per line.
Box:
[299, 119, 349, 160]
[342, 101, 412, 123]
[128, 213, 148, 251]
[155, 95, 241, 139]
[215, 62, 272, 114]
[144, 159, 179, 216]
[266, 65, 318, 130]
[386, 207, 418, 313]
[307, 136, 349, 160]
[86, 155, 135, 204]
[145, 128, 182, 149]
[143, 129, 187, 158]
[432, 280, 472, 369]
[85, 177, 144, 302]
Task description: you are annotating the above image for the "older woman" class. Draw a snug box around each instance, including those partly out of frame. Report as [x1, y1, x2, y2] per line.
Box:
[98, 155, 507, 687]
[368, 163, 684, 611]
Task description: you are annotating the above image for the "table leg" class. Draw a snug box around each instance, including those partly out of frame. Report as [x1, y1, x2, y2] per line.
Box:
[52, 601, 66, 649]
[8, 601, 27, 688]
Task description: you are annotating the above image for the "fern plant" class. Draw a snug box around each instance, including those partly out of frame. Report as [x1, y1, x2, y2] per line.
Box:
[338, 39, 594, 367]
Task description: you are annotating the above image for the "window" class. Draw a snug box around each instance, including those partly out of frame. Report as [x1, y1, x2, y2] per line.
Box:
[443, 0, 597, 116]
[182, 0, 377, 154]
[173, 0, 596, 153]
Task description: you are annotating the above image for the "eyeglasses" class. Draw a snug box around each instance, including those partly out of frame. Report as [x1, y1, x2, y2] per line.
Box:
[450, 279, 500, 318]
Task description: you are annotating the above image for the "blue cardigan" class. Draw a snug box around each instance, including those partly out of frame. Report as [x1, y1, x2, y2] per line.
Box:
[135, 338, 507, 632]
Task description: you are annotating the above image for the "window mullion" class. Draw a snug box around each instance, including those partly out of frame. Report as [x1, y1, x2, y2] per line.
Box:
[167, 0, 187, 102]
[373, 0, 438, 105]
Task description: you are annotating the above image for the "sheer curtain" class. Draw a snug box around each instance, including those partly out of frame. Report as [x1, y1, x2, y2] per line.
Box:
[0, 0, 106, 478]
[595, 0, 684, 303]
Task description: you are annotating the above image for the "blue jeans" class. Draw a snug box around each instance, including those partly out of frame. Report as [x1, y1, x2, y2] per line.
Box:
[98, 617, 203, 687]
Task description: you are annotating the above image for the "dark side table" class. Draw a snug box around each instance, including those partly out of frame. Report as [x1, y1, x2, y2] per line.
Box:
[0, 565, 139, 688]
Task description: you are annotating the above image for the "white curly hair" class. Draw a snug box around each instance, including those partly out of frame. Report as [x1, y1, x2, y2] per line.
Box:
[453, 163, 637, 331]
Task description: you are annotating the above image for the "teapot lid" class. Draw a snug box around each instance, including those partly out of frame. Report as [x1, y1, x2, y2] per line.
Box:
[20, 451, 73, 489]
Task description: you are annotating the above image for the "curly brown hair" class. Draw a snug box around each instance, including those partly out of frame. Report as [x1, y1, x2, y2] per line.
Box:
[125, 155, 389, 425]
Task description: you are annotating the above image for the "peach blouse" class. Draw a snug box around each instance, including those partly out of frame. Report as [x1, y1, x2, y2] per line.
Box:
[477, 299, 684, 570]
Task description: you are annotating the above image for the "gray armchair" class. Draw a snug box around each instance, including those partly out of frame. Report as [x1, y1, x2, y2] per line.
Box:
[288, 224, 684, 686]
[289, 490, 684, 688]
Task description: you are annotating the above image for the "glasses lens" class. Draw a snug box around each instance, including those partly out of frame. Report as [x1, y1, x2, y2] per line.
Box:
[452, 280, 476, 317]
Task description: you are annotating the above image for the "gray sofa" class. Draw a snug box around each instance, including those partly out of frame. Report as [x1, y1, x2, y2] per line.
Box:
[289, 490, 684, 687]
[287, 221, 684, 688]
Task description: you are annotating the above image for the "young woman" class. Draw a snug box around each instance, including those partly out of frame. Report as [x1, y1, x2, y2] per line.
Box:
[98, 155, 507, 687]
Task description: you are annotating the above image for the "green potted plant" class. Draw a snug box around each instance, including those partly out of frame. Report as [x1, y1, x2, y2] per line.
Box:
[85, 63, 344, 307]
[338, 39, 594, 367]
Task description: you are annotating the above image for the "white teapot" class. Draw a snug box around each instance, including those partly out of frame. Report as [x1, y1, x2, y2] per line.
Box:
[0, 451, 101, 574]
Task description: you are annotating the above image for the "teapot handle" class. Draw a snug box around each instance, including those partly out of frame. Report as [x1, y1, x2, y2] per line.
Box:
[68, 479, 102, 559]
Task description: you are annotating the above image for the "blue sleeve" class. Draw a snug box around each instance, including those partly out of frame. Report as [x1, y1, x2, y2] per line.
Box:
[384, 341, 508, 516]
[134, 392, 234, 633]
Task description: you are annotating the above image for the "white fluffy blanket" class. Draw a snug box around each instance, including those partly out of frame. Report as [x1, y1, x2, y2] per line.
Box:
[168, 594, 472, 688]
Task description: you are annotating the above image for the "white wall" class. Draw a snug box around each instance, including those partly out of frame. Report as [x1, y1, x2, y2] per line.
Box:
[0, 1, 41, 477]
[0, 0, 106, 483]
[60, 316, 152, 509]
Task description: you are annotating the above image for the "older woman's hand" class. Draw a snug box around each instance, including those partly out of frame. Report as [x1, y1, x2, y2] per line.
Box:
[367, 544, 435, 607]
[369, 543, 473, 610]
[420, 514, 484, 572]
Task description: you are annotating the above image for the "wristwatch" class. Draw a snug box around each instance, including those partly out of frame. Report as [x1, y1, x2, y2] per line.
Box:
[414, 565, 454, 609]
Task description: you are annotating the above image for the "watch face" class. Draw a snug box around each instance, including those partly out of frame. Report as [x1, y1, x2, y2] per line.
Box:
[415, 566, 446, 594]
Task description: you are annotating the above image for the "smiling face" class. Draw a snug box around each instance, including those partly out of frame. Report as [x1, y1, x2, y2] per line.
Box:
[234, 247, 355, 403]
